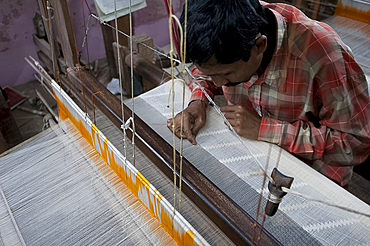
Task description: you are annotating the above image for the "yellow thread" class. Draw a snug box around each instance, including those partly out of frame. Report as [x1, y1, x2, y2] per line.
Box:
[168, 0, 177, 215]
[168, 0, 188, 214]
[178, 0, 188, 212]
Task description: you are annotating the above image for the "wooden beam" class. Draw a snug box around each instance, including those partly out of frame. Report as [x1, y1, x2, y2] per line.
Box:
[126, 53, 172, 87]
[112, 42, 130, 96]
[37, 0, 60, 74]
[49, 0, 79, 68]
[101, 15, 131, 81]
[37, 0, 50, 42]
[33, 34, 52, 60]
[116, 15, 130, 47]
[101, 23, 117, 80]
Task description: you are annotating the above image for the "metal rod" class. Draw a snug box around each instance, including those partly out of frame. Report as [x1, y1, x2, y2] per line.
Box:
[17, 106, 47, 116]
[36, 89, 59, 122]
[0, 185, 27, 246]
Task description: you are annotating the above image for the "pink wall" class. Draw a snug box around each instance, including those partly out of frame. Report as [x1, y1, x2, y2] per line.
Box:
[133, 0, 184, 47]
[0, 0, 40, 88]
[0, 0, 183, 88]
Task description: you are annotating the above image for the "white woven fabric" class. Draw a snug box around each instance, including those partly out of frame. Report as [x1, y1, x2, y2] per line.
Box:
[134, 80, 370, 246]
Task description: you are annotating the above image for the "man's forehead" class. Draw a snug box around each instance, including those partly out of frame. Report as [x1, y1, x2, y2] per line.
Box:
[201, 55, 218, 66]
[196, 59, 238, 76]
[196, 63, 231, 76]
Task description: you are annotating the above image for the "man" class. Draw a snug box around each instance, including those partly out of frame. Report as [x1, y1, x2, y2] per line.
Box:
[167, 0, 370, 188]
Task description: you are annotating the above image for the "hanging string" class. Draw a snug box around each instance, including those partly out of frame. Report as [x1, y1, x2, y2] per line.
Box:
[177, 0, 188, 213]
[81, 15, 91, 50]
[113, 0, 128, 161]
[81, 0, 91, 70]
[251, 144, 272, 245]
[163, 0, 181, 60]
[167, 0, 178, 215]
[83, 0, 94, 16]
[166, 0, 187, 214]
[129, 0, 136, 167]
[166, 0, 190, 214]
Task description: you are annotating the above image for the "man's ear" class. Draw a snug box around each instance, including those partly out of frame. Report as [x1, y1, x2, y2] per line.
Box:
[255, 35, 268, 54]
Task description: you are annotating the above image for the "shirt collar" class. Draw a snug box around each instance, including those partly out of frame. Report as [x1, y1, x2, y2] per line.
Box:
[252, 8, 288, 92]
[272, 8, 286, 54]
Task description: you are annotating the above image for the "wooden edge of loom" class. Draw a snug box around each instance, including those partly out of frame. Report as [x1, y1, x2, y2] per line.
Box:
[50, 78, 209, 246]
[65, 68, 281, 246]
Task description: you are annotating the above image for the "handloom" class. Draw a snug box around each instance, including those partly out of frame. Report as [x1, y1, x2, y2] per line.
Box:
[19, 28, 370, 246]
[5, 62, 369, 245]
[5, 0, 369, 244]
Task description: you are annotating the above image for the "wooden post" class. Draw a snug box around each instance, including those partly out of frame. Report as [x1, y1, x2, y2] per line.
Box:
[101, 15, 131, 80]
[47, 1, 58, 77]
[36, 0, 79, 70]
[49, 0, 79, 68]
[101, 23, 118, 80]
[113, 42, 130, 96]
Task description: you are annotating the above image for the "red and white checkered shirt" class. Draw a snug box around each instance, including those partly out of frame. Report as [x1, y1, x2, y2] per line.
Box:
[189, 2, 370, 188]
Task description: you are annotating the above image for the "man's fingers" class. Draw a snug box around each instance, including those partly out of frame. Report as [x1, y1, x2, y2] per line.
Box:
[167, 118, 175, 132]
[223, 112, 236, 120]
[221, 105, 246, 114]
[220, 105, 238, 112]
[167, 116, 196, 144]
[224, 118, 236, 128]
[190, 118, 206, 144]
[175, 128, 188, 139]
[183, 115, 197, 145]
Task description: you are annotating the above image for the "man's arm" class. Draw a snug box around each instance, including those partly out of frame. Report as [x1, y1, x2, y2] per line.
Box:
[259, 64, 370, 167]
[188, 66, 223, 103]
[167, 67, 223, 144]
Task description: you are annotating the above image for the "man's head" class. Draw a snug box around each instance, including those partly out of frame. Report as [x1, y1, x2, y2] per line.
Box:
[181, 0, 268, 86]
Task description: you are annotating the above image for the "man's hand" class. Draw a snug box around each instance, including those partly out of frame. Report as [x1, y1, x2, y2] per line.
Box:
[220, 105, 262, 140]
[167, 100, 207, 145]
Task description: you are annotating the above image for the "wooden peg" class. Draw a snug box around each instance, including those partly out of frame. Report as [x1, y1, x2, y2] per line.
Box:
[265, 168, 294, 216]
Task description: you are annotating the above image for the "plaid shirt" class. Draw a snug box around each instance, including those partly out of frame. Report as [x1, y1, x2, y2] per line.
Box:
[189, 2, 370, 188]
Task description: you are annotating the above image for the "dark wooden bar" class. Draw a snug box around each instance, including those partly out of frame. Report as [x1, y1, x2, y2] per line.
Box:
[67, 69, 281, 246]
[126, 53, 172, 86]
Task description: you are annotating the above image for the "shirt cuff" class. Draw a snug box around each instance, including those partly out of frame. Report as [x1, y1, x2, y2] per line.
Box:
[258, 117, 283, 144]
[189, 88, 212, 105]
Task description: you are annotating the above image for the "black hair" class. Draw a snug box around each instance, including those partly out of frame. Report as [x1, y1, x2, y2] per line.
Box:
[180, 0, 267, 65]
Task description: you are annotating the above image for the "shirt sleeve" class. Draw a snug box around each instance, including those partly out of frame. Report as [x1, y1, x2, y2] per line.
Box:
[189, 67, 223, 104]
[259, 51, 370, 168]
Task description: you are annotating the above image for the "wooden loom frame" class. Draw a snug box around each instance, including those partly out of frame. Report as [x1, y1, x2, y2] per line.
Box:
[34, 0, 281, 245]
